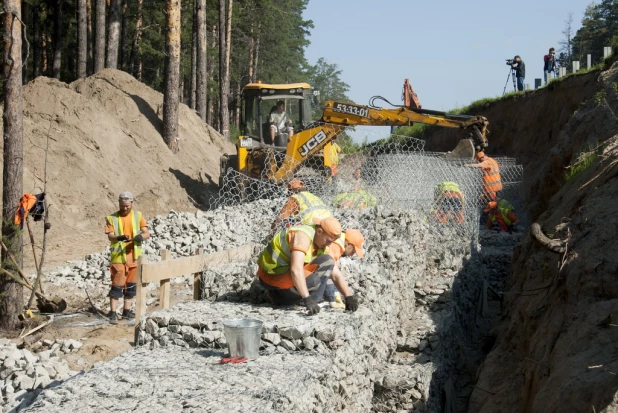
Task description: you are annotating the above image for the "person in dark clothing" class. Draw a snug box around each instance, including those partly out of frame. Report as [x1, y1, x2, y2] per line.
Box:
[544, 47, 557, 84]
[510, 55, 525, 91]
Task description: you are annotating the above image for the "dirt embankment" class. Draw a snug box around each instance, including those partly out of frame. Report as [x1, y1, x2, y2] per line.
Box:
[466, 64, 618, 412]
[424, 71, 601, 220]
[0, 69, 234, 268]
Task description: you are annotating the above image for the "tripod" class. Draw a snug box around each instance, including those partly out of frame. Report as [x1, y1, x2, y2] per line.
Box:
[502, 68, 517, 95]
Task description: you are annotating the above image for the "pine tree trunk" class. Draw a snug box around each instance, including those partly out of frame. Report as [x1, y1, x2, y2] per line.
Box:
[33, 4, 41, 78]
[248, 23, 254, 83]
[252, 25, 260, 82]
[119, 0, 127, 70]
[196, 0, 206, 120]
[52, 0, 63, 79]
[218, 0, 230, 138]
[21, 1, 29, 84]
[190, 7, 196, 110]
[130, 0, 143, 80]
[1, 0, 25, 329]
[106, 0, 120, 68]
[94, 0, 105, 72]
[163, 0, 181, 151]
[78, 0, 87, 78]
[86, 0, 94, 74]
[206, 24, 216, 126]
[42, 32, 48, 75]
[234, 79, 241, 128]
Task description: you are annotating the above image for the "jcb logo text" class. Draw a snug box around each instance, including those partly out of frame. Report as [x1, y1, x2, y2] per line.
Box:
[298, 131, 327, 157]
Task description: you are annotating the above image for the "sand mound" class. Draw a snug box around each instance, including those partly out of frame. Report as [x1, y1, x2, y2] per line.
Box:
[1, 69, 234, 267]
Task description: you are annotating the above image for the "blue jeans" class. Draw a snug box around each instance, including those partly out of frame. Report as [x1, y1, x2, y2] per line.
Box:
[517, 77, 525, 91]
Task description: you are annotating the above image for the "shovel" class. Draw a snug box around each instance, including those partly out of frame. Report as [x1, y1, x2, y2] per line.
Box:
[0, 241, 67, 313]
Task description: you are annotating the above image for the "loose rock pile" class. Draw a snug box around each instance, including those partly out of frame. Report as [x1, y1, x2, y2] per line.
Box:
[30, 201, 277, 296]
[0, 339, 76, 413]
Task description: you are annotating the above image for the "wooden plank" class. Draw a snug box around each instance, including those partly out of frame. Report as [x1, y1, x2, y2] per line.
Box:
[159, 250, 171, 309]
[193, 248, 203, 300]
[140, 243, 256, 283]
[135, 256, 147, 323]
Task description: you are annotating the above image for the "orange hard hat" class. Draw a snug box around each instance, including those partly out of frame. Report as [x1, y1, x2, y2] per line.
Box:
[476, 151, 486, 160]
[483, 201, 498, 212]
[312, 216, 342, 239]
[344, 228, 365, 258]
[287, 179, 304, 190]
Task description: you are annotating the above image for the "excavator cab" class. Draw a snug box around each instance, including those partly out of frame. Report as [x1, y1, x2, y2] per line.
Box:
[219, 82, 315, 186]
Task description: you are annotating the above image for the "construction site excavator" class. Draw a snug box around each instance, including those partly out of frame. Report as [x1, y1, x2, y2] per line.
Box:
[219, 79, 489, 187]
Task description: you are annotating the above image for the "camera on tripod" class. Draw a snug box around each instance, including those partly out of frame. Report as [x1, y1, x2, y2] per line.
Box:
[505, 58, 514, 65]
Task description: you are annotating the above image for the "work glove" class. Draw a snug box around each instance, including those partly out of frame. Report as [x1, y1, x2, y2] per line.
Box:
[132, 234, 144, 243]
[303, 296, 320, 316]
[116, 235, 130, 242]
[345, 295, 359, 312]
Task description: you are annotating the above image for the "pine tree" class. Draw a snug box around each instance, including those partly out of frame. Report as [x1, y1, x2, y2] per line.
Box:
[163, 0, 182, 151]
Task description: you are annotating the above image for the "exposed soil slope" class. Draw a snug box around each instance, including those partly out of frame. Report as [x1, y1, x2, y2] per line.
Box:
[0, 69, 234, 267]
[469, 63, 618, 412]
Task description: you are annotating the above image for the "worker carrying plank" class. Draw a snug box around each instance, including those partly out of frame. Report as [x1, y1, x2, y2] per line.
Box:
[257, 216, 358, 315]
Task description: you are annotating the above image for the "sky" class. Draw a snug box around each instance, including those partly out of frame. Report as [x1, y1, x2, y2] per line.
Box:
[303, 0, 592, 142]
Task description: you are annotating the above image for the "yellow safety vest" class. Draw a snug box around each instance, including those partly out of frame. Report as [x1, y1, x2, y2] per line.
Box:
[106, 211, 143, 264]
[435, 181, 464, 204]
[258, 225, 325, 275]
[330, 143, 341, 166]
[334, 190, 377, 209]
[291, 191, 331, 225]
[489, 199, 515, 226]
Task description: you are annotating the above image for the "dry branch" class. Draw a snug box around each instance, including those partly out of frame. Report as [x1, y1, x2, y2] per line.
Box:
[530, 223, 567, 254]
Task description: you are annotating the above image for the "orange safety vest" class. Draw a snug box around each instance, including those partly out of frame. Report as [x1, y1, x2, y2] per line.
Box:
[482, 157, 503, 193]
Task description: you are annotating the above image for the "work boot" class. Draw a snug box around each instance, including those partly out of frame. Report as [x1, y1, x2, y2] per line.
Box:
[108, 311, 118, 324]
[122, 309, 135, 319]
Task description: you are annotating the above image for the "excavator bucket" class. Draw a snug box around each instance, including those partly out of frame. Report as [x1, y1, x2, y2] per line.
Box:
[446, 139, 475, 159]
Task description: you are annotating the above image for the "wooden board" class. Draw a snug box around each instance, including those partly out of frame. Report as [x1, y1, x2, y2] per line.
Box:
[140, 243, 256, 283]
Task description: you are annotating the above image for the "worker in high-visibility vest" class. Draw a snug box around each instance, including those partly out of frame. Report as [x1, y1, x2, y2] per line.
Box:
[329, 139, 342, 176]
[465, 151, 503, 205]
[257, 216, 359, 315]
[433, 181, 465, 224]
[272, 180, 331, 231]
[485, 199, 519, 232]
[333, 189, 377, 209]
[104, 192, 150, 323]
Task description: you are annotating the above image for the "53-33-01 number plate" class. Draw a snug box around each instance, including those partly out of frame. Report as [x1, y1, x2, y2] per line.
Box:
[331, 102, 370, 118]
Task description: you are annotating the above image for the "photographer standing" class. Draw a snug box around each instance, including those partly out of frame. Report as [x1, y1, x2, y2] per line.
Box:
[510, 56, 525, 91]
[544, 48, 557, 84]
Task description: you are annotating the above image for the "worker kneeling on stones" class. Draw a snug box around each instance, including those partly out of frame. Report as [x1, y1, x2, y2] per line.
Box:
[485, 199, 519, 232]
[258, 216, 359, 315]
[324, 228, 365, 310]
[272, 179, 330, 231]
[333, 189, 376, 210]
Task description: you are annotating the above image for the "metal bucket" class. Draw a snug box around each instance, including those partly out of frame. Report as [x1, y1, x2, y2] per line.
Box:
[223, 319, 263, 360]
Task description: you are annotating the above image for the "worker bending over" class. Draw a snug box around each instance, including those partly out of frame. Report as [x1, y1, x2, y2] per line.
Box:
[257, 216, 358, 315]
[434, 181, 464, 224]
[104, 192, 150, 323]
[465, 151, 503, 204]
[485, 199, 519, 232]
[333, 189, 376, 210]
[324, 229, 365, 309]
[272, 179, 330, 230]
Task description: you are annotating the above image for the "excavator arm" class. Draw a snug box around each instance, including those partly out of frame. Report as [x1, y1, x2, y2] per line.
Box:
[321, 99, 488, 149]
[266, 99, 488, 183]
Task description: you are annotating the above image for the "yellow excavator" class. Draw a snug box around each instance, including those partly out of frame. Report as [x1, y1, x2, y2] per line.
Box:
[219, 79, 489, 187]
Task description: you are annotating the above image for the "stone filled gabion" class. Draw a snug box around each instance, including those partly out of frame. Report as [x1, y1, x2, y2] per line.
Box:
[0, 339, 77, 412]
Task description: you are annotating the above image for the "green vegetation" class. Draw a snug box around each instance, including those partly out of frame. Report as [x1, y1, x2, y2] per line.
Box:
[572, 1, 618, 66]
[563, 144, 598, 183]
[594, 90, 607, 104]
